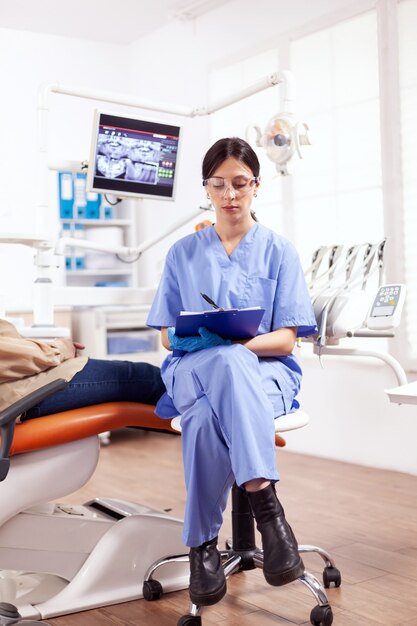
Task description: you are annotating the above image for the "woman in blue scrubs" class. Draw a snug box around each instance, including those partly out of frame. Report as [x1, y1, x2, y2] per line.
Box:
[147, 137, 317, 607]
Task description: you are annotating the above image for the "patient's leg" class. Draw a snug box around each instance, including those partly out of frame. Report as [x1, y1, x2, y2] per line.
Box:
[22, 359, 166, 420]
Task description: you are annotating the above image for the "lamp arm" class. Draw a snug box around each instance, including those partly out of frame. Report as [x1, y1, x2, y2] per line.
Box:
[196, 71, 293, 116]
[38, 82, 194, 118]
[39, 71, 294, 118]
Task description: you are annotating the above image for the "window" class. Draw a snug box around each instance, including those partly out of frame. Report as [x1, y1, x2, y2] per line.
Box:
[209, 13, 383, 263]
[290, 12, 383, 263]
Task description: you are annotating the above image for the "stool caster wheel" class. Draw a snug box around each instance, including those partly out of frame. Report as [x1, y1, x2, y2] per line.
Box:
[177, 616, 202, 626]
[323, 566, 342, 588]
[143, 579, 163, 601]
[310, 604, 333, 626]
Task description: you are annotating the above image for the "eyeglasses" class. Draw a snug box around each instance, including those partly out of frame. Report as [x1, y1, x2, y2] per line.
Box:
[203, 176, 258, 196]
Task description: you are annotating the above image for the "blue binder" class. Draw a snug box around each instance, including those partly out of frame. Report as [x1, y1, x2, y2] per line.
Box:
[175, 308, 265, 340]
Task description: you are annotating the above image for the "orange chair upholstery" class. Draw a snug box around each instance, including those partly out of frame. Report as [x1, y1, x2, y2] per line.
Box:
[0, 378, 176, 481]
[9, 401, 176, 457]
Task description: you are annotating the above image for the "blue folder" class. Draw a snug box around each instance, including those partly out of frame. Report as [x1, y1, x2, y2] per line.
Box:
[175, 308, 265, 340]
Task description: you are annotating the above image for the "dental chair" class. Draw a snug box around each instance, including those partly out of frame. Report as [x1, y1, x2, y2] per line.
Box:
[0, 379, 190, 624]
[143, 410, 341, 626]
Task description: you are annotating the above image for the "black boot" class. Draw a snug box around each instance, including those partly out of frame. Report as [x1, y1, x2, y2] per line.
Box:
[189, 536, 227, 606]
[248, 484, 304, 586]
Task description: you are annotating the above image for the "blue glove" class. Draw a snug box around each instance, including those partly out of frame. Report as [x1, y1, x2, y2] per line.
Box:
[168, 327, 206, 352]
[168, 326, 231, 353]
[198, 326, 232, 349]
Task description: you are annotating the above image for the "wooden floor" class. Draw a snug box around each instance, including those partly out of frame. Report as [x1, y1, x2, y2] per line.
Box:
[47, 428, 417, 626]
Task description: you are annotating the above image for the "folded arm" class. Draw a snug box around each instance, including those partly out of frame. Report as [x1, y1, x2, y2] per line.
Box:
[161, 326, 297, 357]
[235, 327, 297, 357]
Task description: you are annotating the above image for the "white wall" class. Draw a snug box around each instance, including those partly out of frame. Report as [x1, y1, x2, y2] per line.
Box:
[286, 346, 417, 475]
[0, 27, 130, 309]
[127, 19, 211, 287]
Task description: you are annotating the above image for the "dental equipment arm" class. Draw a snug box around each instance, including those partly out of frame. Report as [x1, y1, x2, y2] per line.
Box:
[54, 205, 208, 258]
[0, 205, 210, 335]
[313, 342, 408, 387]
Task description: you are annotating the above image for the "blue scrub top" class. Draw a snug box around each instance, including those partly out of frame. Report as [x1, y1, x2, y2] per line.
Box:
[147, 223, 317, 416]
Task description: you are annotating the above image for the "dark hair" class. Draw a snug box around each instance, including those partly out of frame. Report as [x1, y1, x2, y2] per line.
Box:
[202, 137, 260, 179]
[202, 137, 260, 221]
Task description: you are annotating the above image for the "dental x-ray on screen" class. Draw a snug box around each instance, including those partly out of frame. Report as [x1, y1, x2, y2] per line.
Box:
[87, 110, 181, 201]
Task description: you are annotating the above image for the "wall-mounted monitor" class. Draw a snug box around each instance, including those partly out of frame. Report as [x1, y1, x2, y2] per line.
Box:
[87, 110, 181, 201]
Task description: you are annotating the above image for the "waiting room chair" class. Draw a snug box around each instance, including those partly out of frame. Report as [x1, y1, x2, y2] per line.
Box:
[0, 379, 190, 624]
[143, 410, 341, 626]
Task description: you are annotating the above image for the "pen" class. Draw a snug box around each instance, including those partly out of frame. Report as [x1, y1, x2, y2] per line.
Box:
[200, 292, 221, 310]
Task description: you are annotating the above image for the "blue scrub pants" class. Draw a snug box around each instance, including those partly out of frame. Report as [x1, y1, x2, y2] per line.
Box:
[165, 344, 282, 547]
[22, 358, 166, 420]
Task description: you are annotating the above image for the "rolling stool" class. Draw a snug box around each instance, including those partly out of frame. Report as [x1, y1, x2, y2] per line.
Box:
[143, 410, 341, 626]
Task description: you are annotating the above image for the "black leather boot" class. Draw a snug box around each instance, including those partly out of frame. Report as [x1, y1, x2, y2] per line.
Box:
[248, 484, 304, 586]
[189, 536, 227, 606]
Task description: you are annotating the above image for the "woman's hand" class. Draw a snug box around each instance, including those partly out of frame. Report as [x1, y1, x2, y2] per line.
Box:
[53, 338, 85, 359]
[167, 327, 231, 353]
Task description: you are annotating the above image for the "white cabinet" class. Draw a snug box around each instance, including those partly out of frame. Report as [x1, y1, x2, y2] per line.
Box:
[71, 306, 167, 367]
[58, 173, 166, 365]
[58, 172, 138, 289]
[60, 211, 137, 289]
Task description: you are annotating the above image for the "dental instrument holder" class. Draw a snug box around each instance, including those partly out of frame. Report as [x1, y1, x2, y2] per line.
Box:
[308, 241, 408, 388]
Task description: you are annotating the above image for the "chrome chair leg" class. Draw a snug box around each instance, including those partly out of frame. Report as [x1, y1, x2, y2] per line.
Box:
[142, 554, 190, 601]
[299, 544, 342, 589]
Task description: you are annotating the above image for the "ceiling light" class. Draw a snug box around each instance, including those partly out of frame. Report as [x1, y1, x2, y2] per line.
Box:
[172, 0, 230, 21]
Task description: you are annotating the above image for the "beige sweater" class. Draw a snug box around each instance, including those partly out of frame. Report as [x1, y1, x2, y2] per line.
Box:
[0, 319, 87, 412]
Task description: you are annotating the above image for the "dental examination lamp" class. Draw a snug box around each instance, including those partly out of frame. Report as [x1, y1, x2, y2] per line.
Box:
[247, 71, 311, 175]
[252, 115, 311, 176]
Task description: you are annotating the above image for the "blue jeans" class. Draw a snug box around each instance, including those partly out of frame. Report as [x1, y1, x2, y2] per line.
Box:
[22, 358, 166, 420]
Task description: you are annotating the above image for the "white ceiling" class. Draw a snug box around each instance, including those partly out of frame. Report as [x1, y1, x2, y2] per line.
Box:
[0, 0, 231, 45]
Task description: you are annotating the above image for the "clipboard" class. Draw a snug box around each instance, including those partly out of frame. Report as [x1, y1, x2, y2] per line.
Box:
[175, 307, 265, 340]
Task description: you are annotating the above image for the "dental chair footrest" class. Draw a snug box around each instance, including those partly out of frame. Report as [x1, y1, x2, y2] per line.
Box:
[0, 497, 190, 619]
